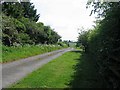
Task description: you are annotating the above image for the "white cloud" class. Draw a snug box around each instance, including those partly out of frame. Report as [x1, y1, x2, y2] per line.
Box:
[31, 0, 96, 41]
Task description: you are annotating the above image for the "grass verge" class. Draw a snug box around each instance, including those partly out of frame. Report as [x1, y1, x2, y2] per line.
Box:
[10, 51, 80, 88]
[2, 45, 64, 63]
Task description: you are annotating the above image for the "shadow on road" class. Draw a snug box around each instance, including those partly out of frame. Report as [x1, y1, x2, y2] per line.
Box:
[67, 50, 107, 88]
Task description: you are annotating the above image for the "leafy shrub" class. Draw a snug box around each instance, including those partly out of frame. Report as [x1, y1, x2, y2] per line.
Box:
[2, 14, 18, 46]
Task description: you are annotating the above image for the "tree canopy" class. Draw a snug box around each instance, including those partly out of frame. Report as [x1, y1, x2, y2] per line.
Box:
[2, 0, 61, 46]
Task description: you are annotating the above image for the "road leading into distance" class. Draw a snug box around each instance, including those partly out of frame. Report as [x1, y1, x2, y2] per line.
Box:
[2, 48, 73, 88]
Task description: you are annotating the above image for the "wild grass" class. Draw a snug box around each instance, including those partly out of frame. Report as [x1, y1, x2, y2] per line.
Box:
[2, 44, 63, 63]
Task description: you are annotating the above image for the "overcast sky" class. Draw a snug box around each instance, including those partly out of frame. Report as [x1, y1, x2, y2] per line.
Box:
[31, 0, 96, 41]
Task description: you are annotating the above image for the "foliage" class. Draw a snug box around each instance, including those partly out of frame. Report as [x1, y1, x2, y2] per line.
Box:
[2, 2, 24, 18]
[21, 1, 40, 22]
[2, 0, 40, 22]
[77, 2, 120, 88]
[77, 30, 90, 52]
[2, 14, 18, 46]
[2, 0, 61, 46]
[57, 42, 68, 47]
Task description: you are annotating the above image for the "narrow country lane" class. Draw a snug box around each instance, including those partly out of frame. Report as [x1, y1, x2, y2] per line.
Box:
[2, 48, 73, 88]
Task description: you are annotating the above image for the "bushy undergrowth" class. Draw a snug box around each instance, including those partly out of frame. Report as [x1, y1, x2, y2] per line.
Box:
[2, 44, 64, 63]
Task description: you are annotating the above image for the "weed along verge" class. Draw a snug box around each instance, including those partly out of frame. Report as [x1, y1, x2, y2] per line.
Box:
[2, 45, 65, 63]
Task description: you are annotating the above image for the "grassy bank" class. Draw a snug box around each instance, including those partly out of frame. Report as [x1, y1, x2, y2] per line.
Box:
[2, 44, 64, 63]
[11, 51, 80, 88]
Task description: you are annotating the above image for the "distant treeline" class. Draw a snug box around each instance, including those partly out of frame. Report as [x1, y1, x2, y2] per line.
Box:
[77, 2, 120, 88]
[1, 0, 61, 46]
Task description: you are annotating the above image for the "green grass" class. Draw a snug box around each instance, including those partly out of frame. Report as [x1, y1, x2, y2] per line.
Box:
[2, 45, 63, 63]
[11, 51, 80, 88]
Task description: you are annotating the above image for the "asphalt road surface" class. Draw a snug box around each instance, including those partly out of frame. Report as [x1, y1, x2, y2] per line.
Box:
[2, 48, 73, 88]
